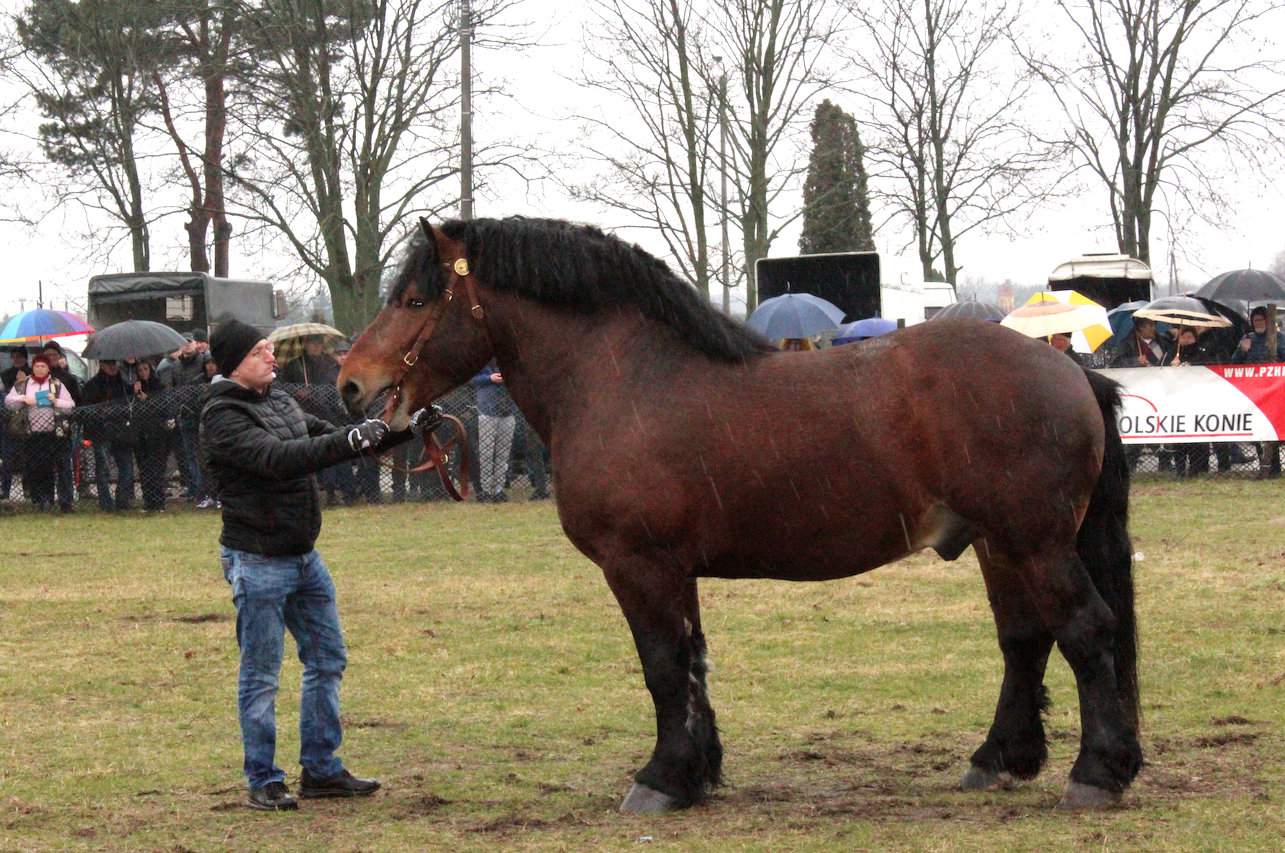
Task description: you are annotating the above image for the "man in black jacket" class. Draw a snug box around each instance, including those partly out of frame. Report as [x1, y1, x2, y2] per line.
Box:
[201, 318, 428, 812]
[83, 359, 135, 511]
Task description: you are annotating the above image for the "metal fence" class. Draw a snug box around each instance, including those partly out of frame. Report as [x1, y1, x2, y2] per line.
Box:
[1, 382, 549, 513]
[2, 378, 1279, 514]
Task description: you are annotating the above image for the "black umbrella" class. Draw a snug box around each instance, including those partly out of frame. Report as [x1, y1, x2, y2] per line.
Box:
[83, 320, 188, 360]
[1192, 268, 1285, 311]
[930, 299, 1005, 322]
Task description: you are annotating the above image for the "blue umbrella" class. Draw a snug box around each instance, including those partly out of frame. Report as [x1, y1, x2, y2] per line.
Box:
[1106, 300, 1149, 348]
[746, 293, 845, 340]
[833, 317, 897, 345]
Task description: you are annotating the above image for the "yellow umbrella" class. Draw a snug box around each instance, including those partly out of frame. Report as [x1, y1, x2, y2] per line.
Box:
[1001, 290, 1113, 352]
[268, 322, 345, 363]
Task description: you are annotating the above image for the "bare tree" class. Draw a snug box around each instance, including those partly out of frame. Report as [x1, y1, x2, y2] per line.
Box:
[577, 0, 836, 311]
[226, 0, 523, 332]
[576, 0, 719, 301]
[710, 0, 838, 309]
[150, 0, 239, 277]
[14, 0, 167, 271]
[1023, 0, 1285, 265]
[847, 0, 1052, 289]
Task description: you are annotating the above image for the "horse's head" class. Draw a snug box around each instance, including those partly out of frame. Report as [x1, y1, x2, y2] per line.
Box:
[339, 219, 494, 429]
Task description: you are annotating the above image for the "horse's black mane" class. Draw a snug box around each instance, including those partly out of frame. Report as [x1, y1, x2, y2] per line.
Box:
[388, 217, 774, 362]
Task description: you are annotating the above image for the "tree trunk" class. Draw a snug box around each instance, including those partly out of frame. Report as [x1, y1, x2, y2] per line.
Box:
[206, 9, 234, 278]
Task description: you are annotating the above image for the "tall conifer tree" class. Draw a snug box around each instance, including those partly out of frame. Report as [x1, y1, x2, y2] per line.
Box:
[799, 100, 873, 254]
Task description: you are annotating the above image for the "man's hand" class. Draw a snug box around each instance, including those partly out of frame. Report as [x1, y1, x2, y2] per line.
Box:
[409, 404, 445, 436]
[1240, 337, 1252, 352]
[347, 418, 389, 452]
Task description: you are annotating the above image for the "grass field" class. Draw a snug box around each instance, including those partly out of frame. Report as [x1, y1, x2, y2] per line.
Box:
[2, 479, 1283, 851]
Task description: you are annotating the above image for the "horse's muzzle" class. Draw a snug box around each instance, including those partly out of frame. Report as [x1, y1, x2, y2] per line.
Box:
[340, 379, 366, 418]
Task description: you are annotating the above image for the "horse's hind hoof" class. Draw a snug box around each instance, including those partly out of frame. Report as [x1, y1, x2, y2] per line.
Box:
[1057, 781, 1122, 810]
[960, 766, 1015, 791]
[619, 783, 680, 814]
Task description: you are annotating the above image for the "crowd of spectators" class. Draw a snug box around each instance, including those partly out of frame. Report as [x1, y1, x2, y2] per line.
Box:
[1, 331, 551, 512]
[1050, 305, 1285, 478]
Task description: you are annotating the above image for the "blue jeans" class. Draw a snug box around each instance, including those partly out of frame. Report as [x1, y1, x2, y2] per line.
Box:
[93, 439, 135, 510]
[221, 547, 348, 790]
[178, 421, 203, 499]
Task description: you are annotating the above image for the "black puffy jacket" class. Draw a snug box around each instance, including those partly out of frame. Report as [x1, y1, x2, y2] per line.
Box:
[200, 379, 365, 556]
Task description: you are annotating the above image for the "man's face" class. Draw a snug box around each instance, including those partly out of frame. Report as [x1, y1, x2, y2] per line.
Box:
[1135, 320, 1156, 339]
[1050, 334, 1071, 352]
[231, 340, 277, 391]
[1253, 314, 1267, 334]
[181, 340, 197, 357]
[304, 338, 325, 357]
[42, 348, 61, 366]
[334, 350, 348, 366]
[11, 351, 27, 367]
[100, 361, 119, 376]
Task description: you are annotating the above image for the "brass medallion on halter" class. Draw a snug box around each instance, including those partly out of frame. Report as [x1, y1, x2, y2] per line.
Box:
[453, 258, 470, 277]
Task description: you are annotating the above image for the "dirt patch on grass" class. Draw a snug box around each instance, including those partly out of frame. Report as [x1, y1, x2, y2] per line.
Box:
[399, 793, 452, 816]
[340, 716, 409, 730]
[172, 613, 228, 624]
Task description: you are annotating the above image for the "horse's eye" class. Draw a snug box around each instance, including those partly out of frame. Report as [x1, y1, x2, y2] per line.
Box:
[407, 298, 425, 309]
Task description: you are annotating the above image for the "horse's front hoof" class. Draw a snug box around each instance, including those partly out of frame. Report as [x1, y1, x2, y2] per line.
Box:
[960, 766, 1015, 791]
[1057, 781, 1122, 810]
[619, 782, 681, 814]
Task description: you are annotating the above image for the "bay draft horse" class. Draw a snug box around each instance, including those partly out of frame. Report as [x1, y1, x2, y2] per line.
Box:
[339, 217, 1142, 813]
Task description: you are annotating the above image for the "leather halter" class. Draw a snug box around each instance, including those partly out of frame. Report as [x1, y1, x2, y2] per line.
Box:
[374, 256, 486, 502]
[385, 256, 485, 419]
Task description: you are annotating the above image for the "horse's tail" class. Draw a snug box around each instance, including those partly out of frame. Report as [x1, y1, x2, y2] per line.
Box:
[1077, 368, 1140, 732]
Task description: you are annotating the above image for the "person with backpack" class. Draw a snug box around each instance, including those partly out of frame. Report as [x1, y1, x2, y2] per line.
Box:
[4, 354, 75, 511]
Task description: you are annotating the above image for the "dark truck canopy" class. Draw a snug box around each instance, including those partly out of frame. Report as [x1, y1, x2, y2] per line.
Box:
[1048, 253, 1152, 309]
[87, 271, 276, 335]
[756, 252, 882, 322]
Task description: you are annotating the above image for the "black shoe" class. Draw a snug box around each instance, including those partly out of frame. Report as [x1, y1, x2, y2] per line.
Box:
[530, 490, 550, 501]
[298, 768, 380, 799]
[492, 492, 508, 503]
[247, 781, 298, 811]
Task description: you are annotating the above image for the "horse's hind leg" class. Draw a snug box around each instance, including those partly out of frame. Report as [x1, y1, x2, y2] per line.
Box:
[1021, 548, 1142, 807]
[962, 542, 1055, 791]
[602, 561, 721, 813]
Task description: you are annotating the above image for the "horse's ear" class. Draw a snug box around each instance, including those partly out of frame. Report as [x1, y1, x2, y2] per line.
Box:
[418, 217, 438, 261]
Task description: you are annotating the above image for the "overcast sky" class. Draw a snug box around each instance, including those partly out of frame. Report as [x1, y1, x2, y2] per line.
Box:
[2, 0, 1283, 324]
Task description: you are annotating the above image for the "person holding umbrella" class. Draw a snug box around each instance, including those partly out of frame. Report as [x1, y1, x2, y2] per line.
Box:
[1232, 306, 1285, 364]
[83, 359, 137, 511]
[1111, 317, 1165, 368]
[1233, 306, 1284, 478]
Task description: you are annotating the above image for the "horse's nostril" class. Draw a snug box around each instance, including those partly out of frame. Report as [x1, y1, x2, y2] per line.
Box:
[341, 380, 361, 404]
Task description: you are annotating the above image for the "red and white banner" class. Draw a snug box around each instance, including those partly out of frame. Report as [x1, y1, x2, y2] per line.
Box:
[1100, 364, 1285, 444]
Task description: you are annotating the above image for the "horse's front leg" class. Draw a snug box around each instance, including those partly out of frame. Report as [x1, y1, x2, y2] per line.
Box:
[602, 558, 717, 813]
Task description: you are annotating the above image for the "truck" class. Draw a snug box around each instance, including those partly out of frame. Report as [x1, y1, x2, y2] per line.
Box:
[756, 252, 956, 328]
[86, 271, 281, 338]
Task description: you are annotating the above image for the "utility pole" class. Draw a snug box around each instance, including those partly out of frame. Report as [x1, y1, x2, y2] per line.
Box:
[459, 0, 474, 221]
[715, 57, 730, 315]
